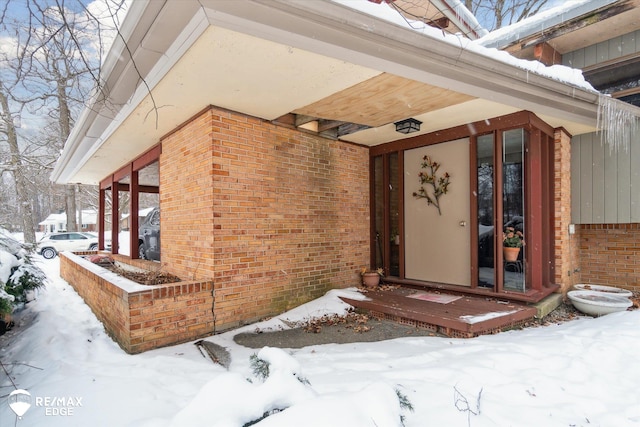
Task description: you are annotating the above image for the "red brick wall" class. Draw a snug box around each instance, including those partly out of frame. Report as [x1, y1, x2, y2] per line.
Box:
[160, 107, 370, 331]
[576, 224, 640, 291]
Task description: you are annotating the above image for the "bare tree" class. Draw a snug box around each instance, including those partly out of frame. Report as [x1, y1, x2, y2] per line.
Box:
[0, 82, 37, 243]
[465, 0, 549, 31]
[0, 0, 126, 240]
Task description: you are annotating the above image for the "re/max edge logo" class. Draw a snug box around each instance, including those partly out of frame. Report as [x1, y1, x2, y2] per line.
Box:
[35, 396, 83, 416]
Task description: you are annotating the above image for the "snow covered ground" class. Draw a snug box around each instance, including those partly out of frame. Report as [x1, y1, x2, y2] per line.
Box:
[1, 256, 640, 426]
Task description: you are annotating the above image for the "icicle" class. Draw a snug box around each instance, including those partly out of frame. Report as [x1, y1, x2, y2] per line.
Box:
[597, 94, 639, 153]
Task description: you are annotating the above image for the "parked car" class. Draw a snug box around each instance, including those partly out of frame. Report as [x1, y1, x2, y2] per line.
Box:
[37, 232, 100, 259]
[138, 207, 160, 261]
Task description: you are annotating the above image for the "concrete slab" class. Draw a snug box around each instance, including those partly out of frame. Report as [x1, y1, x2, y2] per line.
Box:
[533, 293, 564, 319]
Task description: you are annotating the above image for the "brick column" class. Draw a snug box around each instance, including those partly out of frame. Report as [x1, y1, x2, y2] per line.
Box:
[553, 128, 578, 293]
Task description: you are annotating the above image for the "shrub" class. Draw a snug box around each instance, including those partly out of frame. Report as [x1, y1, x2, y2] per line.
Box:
[0, 233, 47, 313]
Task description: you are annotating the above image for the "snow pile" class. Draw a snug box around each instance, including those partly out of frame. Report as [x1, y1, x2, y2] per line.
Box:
[171, 346, 406, 427]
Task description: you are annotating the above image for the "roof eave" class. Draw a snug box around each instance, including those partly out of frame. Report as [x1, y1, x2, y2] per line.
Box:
[52, 0, 612, 185]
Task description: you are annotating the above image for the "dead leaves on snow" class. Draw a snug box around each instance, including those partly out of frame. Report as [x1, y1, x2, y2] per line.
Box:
[300, 311, 372, 334]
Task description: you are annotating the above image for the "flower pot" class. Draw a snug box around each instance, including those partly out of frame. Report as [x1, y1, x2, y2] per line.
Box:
[503, 247, 520, 262]
[362, 272, 381, 289]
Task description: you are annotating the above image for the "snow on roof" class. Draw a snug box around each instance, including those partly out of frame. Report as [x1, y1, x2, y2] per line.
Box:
[440, 0, 489, 38]
[38, 210, 98, 226]
[476, 0, 615, 49]
[334, 0, 596, 92]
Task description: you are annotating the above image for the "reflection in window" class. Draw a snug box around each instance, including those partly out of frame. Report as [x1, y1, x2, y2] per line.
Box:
[374, 156, 384, 268]
[503, 129, 526, 292]
[389, 153, 399, 277]
[372, 154, 400, 277]
[477, 134, 494, 288]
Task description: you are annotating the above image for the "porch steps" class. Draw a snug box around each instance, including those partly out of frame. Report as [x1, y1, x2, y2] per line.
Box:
[340, 287, 538, 338]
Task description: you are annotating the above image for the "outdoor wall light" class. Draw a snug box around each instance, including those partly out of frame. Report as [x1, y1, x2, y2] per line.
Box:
[394, 118, 422, 134]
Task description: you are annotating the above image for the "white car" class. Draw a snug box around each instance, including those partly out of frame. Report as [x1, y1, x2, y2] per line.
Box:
[37, 232, 101, 259]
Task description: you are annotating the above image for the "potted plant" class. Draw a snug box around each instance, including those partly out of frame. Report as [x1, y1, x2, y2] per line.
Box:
[360, 267, 384, 289]
[503, 226, 525, 262]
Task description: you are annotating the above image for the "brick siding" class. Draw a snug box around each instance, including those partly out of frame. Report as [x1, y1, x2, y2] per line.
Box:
[160, 107, 370, 332]
[576, 224, 640, 291]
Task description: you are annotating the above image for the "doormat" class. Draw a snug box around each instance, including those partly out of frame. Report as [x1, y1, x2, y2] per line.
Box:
[407, 291, 462, 304]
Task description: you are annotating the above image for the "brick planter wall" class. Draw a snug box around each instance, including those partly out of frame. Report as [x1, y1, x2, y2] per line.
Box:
[576, 224, 640, 291]
[60, 252, 214, 354]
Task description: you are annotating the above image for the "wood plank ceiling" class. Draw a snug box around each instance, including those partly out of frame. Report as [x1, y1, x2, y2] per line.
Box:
[276, 73, 476, 139]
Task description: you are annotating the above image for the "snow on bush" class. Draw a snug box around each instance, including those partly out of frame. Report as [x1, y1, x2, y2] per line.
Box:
[0, 233, 46, 315]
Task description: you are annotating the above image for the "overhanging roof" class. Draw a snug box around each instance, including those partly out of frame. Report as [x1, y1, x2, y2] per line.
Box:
[478, 0, 640, 59]
[51, 0, 630, 185]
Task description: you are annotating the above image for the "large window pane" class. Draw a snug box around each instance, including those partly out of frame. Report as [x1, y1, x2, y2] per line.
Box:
[503, 129, 526, 292]
[389, 152, 399, 277]
[477, 134, 494, 288]
[374, 156, 384, 268]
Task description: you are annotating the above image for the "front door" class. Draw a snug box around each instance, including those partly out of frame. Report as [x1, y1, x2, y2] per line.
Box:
[371, 113, 555, 297]
[404, 139, 471, 286]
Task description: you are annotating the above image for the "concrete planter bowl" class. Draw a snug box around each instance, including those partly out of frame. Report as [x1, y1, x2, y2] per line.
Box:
[567, 290, 632, 316]
[573, 284, 633, 298]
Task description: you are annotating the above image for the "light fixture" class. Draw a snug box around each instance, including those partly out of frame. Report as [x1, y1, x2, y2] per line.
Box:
[394, 118, 422, 134]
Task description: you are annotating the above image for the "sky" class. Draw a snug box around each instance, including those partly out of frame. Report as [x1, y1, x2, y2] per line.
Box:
[0, 253, 639, 426]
